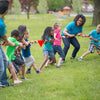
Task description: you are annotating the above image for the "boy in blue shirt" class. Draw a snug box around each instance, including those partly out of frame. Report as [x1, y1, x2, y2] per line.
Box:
[78, 24, 100, 61]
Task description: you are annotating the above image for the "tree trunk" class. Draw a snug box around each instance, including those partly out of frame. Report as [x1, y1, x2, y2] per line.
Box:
[92, 0, 100, 26]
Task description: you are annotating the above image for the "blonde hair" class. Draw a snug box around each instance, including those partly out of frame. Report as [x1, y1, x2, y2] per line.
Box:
[53, 22, 61, 30]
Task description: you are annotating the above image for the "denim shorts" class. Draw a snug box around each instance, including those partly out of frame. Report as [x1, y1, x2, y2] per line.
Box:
[11, 55, 25, 72]
[43, 48, 54, 57]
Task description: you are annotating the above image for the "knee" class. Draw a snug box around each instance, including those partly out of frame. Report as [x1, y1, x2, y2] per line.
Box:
[64, 45, 70, 50]
[75, 45, 80, 50]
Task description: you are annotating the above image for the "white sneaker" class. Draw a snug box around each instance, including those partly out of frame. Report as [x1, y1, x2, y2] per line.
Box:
[78, 57, 82, 61]
[14, 78, 22, 84]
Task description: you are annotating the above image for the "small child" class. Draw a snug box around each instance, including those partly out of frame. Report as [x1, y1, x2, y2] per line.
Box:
[6, 30, 26, 79]
[48, 23, 65, 67]
[78, 24, 100, 61]
[39, 27, 56, 71]
[18, 25, 40, 74]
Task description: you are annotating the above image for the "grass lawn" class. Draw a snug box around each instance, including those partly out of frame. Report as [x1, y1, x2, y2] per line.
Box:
[0, 14, 100, 100]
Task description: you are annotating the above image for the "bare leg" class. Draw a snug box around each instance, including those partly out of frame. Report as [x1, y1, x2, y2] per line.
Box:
[21, 63, 25, 78]
[7, 62, 17, 80]
[39, 54, 48, 70]
[45, 59, 50, 67]
[81, 50, 91, 58]
[32, 62, 38, 71]
[57, 57, 62, 66]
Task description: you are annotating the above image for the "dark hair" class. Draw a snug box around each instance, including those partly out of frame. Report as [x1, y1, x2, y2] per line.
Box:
[42, 27, 52, 40]
[0, 0, 9, 14]
[18, 25, 26, 40]
[11, 30, 20, 37]
[74, 14, 86, 26]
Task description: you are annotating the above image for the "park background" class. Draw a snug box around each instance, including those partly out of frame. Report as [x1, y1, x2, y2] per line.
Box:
[0, 0, 100, 100]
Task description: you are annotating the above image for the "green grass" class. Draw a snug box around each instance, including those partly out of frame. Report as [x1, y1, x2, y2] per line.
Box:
[0, 14, 100, 100]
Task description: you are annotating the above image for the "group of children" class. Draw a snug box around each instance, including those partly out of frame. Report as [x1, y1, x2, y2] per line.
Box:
[6, 22, 100, 85]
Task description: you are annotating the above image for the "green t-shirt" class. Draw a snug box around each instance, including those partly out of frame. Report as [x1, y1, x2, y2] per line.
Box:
[6, 37, 20, 61]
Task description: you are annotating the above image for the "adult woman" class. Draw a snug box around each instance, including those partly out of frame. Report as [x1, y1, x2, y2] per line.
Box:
[61, 14, 86, 62]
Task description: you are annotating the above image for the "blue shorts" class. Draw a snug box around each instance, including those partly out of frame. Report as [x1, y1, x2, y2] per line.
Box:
[43, 49, 54, 57]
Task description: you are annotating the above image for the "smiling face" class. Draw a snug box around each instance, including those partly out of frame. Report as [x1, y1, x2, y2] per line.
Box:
[76, 18, 83, 27]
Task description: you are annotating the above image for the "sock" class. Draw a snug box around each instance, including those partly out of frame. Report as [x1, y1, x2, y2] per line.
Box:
[36, 70, 40, 73]
[80, 56, 83, 59]
[27, 68, 31, 71]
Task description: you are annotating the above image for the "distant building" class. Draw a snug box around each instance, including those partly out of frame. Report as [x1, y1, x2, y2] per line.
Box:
[82, 0, 94, 12]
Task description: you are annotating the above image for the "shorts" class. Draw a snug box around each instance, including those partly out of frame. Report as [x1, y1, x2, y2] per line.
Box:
[88, 44, 100, 53]
[11, 55, 25, 72]
[43, 49, 54, 57]
[23, 55, 34, 67]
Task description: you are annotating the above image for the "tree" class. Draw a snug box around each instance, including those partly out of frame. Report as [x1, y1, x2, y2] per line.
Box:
[92, 0, 100, 26]
[47, 0, 65, 11]
[37, 0, 48, 14]
[19, 0, 39, 19]
[72, 0, 82, 14]
[13, 0, 21, 14]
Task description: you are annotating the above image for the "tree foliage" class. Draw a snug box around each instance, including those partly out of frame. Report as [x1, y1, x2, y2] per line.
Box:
[72, 0, 82, 14]
[19, 0, 39, 19]
[13, 0, 21, 14]
[37, 0, 48, 14]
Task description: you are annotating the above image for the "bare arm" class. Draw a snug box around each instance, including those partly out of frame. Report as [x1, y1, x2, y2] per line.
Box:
[1, 34, 15, 46]
[63, 29, 75, 37]
[89, 36, 99, 42]
[21, 38, 30, 46]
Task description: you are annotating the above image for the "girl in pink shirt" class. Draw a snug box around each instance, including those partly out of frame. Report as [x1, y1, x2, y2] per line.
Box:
[45, 23, 65, 68]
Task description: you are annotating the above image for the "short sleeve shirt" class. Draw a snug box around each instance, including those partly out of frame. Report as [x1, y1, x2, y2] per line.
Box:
[44, 36, 53, 50]
[61, 21, 83, 36]
[0, 18, 6, 48]
[6, 37, 20, 61]
[54, 29, 61, 46]
[22, 38, 31, 57]
[89, 30, 100, 46]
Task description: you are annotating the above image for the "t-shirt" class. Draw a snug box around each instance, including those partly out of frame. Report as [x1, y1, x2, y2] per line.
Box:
[54, 29, 61, 46]
[61, 21, 83, 36]
[6, 37, 20, 61]
[89, 30, 100, 46]
[44, 36, 53, 50]
[0, 18, 6, 48]
[22, 38, 31, 57]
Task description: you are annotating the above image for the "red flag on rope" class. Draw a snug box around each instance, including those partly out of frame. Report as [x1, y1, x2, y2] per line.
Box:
[38, 40, 44, 47]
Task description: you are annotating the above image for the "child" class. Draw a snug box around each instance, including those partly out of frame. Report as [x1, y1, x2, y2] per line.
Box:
[6, 30, 26, 79]
[39, 27, 56, 71]
[46, 23, 65, 68]
[18, 25, 40, 74]
[78, 24, 100, 61]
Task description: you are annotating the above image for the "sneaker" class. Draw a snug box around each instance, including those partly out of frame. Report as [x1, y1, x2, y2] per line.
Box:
[26, 70, 31, 74]
[5, 83, 14, 87]
[36, 70, 40, 73]
[78, 57, 82, 61]
[61, 60, 65, 63]
[45, 66, 48, 68]
[14, 78, 22, 84]
[38, 69, 42, 72]
[70, 56, 75, 59]
[0, 84, 5, 88]
[56, 65, 62, 68]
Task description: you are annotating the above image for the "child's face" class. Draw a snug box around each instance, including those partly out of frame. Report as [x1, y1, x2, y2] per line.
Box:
[50, 28, 54, 36]
[24, 29, 29, 38]
[58, 24, 62, 31]
[77, 18, 83, 26]
[97, 25, 100, 33]
[16, 35, 20, 41]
